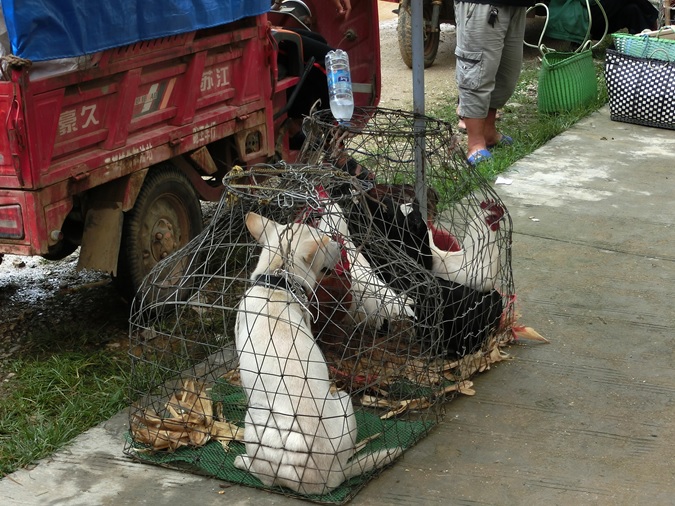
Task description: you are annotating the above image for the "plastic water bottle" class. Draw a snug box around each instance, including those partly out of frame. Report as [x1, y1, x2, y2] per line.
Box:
[325, 49, 354, 124]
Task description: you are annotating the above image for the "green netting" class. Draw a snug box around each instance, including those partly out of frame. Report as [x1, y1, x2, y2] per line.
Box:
[127, 379, 434, 504]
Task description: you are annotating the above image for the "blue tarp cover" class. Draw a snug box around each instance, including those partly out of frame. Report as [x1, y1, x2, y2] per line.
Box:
[1, 0, 270, 61]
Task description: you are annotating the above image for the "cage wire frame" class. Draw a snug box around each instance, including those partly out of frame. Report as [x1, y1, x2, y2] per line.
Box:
[124, 107, 515, 504]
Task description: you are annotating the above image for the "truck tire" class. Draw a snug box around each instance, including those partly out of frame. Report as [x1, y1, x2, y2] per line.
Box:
[397, 3, 440, 69]
[114, 165, 203, 301]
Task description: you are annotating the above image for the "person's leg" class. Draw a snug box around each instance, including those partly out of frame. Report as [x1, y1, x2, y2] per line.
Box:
[457, 108, 501, 133]
[466, 109, 498, 152]
[456, 96, 467, 132]
[486, 6, 526, 146]
[632, 0, 660, 29]
[455, 3, 507, 158]
[620, 3, 657, 33]
[462, 117, 487, 155]
[457, 114, 467, 132]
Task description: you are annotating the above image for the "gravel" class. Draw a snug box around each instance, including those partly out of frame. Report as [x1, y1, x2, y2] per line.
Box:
[0, 253, 129, 378]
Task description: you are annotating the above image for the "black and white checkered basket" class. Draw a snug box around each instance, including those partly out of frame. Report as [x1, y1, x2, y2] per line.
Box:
[605, 49, 675, 130]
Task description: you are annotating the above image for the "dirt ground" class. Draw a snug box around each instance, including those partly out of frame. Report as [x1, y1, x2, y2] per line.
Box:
[376, 1, 460, 111]
[0, 2, 546, 374]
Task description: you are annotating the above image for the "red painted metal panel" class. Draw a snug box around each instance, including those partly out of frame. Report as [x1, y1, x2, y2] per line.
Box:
[103, 69, 142, 150]
[25, 89, 64, 175]
[1, 16, 270, 257]
[0, 83, 17, 189]
[268, 0, 382, 108]
[3, 79, 32, 190]
[0, 190, 39, 253]
[171, 51, 207, 126]
[51, 96, 111, 159]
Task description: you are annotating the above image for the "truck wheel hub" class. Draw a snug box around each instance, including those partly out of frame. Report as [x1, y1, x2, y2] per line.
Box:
[151, 219, 177, 260]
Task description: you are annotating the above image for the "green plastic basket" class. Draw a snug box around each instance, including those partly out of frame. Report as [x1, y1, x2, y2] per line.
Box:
[612, 32, 675, 62]
[537, 46, 598, 114]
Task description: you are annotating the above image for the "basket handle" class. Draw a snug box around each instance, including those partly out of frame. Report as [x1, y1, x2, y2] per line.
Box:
[524, 3, 549, 50]
[525, 0, 608, 54]
[653, 26, 675, 40]
[647, 47, 672, 62]
[589, 0, 608, 50]
[539, 39, 592, 56]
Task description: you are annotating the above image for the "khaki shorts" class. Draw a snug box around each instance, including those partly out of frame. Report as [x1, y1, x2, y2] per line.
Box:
[454, 2, 527, 119]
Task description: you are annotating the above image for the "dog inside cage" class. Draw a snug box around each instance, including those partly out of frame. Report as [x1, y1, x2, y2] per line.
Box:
[126, 108, 515, 503]
[233, 210, 404, 495]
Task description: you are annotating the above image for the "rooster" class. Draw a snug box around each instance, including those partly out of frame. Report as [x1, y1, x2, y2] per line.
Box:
[309, 235, 354, 348]
[314, 201, 416, 331]
[427, 199, 505, 293]
[373, 197, 505, 358]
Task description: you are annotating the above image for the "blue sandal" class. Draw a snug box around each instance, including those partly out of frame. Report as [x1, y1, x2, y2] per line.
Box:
[487, 134, 513, 149]
[467, 149, 492, 166]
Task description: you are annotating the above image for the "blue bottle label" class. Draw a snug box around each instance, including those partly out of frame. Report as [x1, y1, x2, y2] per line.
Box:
[328, 69, 351, 91]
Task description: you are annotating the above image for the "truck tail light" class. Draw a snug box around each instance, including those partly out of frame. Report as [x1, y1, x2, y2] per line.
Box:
[0, 204, 24, 239]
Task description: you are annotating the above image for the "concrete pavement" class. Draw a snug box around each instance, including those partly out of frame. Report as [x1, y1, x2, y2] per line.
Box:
[2, 105, 675, 505]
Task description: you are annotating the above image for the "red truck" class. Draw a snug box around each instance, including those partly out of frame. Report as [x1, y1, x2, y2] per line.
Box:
[0, 0, 381, 299]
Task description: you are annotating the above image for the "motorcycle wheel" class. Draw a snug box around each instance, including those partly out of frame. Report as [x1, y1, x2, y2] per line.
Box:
[397, 3, 440, 69]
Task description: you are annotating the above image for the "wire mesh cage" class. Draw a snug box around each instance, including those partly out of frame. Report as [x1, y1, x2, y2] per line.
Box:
[124, 107, 515, 504]
[299, 107, 514, 356]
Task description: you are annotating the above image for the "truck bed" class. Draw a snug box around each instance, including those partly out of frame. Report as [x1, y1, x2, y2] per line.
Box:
[0, 14, 273, 255]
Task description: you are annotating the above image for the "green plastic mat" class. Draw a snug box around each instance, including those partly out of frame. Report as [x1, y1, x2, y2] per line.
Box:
[127, 379, 435, 504]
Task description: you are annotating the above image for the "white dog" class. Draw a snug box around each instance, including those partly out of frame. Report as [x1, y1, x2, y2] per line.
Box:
[234, 212, 402, 495]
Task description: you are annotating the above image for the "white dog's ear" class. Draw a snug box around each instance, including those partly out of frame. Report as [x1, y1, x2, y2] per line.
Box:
[305, 235, 341, 272]
[245, 212, 272, 243]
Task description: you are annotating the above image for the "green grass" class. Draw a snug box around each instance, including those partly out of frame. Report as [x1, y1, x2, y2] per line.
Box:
[0, 352, 129, 475]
